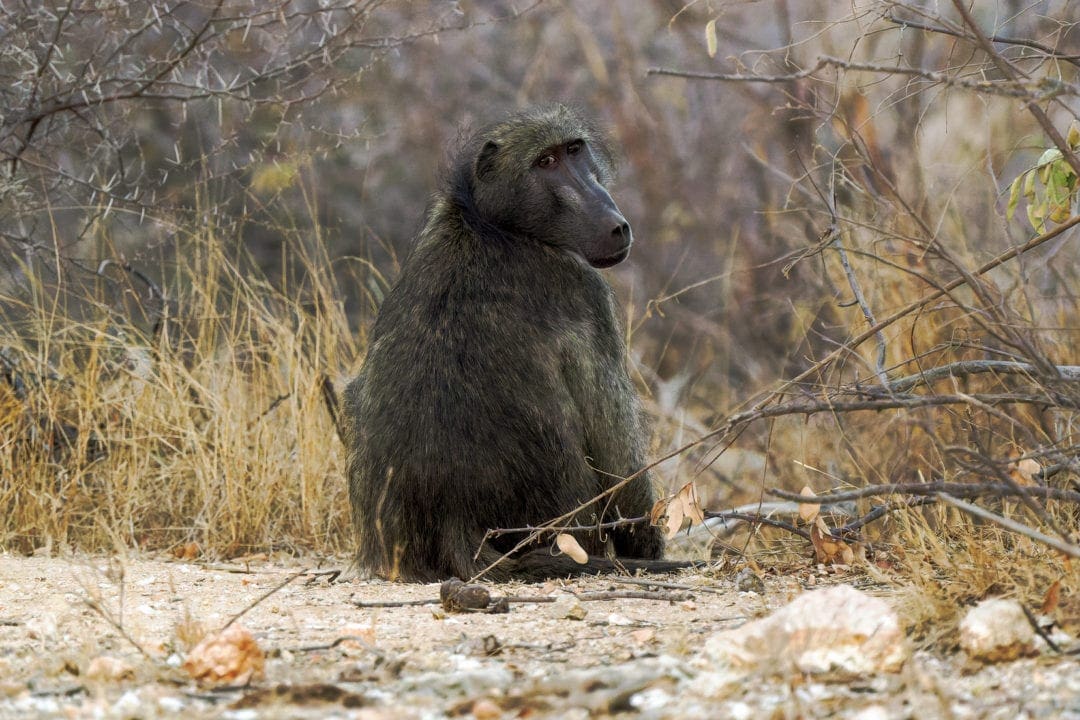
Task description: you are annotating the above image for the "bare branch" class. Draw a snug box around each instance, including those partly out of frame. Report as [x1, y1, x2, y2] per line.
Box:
[937, 493, 1080, 559]
[647, 55, 1074, 99]
[885, 11, 1080, 67]
[884, 360, 1080, 393]
[769, 483, 1080, 505]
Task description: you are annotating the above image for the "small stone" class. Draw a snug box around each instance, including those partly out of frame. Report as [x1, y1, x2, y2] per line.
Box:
[471, 698, 503, 719]
[734, 568, 765, 594]
[86, 656, 136, 683]
[340, 622, 376, 649]
[440, 578, 492, 612]
[548, 593, 588, 621]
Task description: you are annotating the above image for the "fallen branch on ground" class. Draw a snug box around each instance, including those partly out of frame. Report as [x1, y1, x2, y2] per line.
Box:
[353, 579, 694, 614]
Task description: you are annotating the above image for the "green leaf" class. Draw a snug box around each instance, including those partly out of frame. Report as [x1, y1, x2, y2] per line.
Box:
[1023, 168, 1037, 199]
[705, 19, 718, 58]
[1027, 201, 1046, 233]
[1037, 148, 1063, 167]
[1006, 174, 1023, 220]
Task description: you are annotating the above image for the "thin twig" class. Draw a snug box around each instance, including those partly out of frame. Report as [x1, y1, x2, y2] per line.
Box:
[937, 493, 1080, 558]
[352, 597, 438, 608]
[769, 482, 1080, 505]
[289, 635, 384, 654]
[82, 598, 153, 661]
[221, 568, 307, 631]
[352, 588, 693, 610]
[704, 510, 809, 540]
[647, 56, 1070, 99]
[606, 577, 728, 595]
[831, 231, 888, 386]
[884, 360, 1080, 393]
[573, 590, 693, 602]
[837, 497, 938, 535]
[1020, 603, 1062, 654]
[886, 12, 1080, 67]
[482, 515, 649, 540]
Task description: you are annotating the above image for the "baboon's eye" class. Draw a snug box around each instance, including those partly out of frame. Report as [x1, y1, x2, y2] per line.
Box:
[566, 140, 584, 155]
[537, 153, 558, 169]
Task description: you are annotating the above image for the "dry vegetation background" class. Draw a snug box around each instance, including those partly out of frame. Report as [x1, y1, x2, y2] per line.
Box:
[1, 0, 1079, 633]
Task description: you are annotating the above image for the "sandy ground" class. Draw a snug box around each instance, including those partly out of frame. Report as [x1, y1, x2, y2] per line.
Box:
[1, 554, 1078, 719]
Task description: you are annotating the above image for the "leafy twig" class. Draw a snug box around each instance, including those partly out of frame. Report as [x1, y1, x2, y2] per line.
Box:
[949, 0, 1080, 179]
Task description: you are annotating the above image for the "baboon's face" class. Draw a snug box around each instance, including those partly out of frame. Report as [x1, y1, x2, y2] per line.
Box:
[528, 138, 632, 268]
[473, 120, 633, 268]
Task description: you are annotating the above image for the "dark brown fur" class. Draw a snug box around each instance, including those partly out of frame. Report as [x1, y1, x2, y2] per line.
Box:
[343, 105, 678, 581]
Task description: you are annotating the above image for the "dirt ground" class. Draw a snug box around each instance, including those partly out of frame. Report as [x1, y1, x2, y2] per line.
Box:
[1, 554, 1078, 719]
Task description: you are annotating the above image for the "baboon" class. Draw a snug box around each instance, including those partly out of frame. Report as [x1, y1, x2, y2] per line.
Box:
[344, 105, 682, 581]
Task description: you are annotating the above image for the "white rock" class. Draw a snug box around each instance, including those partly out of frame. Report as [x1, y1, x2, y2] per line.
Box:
[958, 598, 1035, 662]
[850, 705, 891, 720]
[687, 669, 746, 699]
[158, 696, 186, 713]
[702, 584, 908, 679]
[112, 690, 142, 718]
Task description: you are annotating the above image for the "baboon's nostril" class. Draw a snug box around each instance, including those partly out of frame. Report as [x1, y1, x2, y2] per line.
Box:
[612, 222, 630, 239]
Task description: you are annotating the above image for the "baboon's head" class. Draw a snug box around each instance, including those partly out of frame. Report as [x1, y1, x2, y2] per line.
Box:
[466, 105, 632, 268]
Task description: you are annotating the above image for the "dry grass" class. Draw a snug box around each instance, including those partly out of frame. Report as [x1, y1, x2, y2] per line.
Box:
[0, 219, 361, 557]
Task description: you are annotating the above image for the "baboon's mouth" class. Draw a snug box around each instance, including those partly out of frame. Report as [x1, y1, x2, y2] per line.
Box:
[589, 245, 631, 269]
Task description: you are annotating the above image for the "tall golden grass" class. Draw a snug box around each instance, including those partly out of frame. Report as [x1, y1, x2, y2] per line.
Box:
[0, 198, 367, 557]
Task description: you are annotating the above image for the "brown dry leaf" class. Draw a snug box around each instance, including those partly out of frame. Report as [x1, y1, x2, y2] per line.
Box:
[678, 481, 705, 527]
[1009, 457, 1041, 485]
[1042, 579, 1062, 615]
[798, 486, 820, 523]
[649, 497, 668, 526]
[183, 624, 265, 686]
[659, 483, 705, 538]
[172, 542, 200, 560]
[810, 517, 853, 565]
[664, 496, 685, 539]
[555, 533, 588, 564]
[339, 622, 376, 650]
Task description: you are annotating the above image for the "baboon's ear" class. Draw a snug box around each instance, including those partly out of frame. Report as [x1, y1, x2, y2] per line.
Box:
[475, 141, 499, 182]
